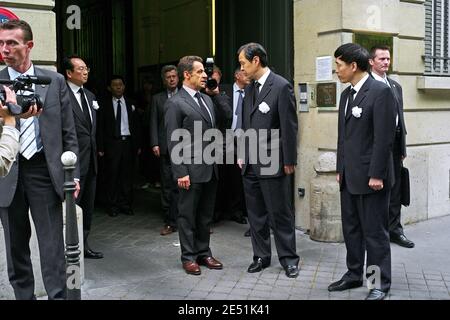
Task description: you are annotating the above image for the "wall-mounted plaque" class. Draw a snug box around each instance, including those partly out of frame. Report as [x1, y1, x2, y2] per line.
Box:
[317, 82, 337, 108]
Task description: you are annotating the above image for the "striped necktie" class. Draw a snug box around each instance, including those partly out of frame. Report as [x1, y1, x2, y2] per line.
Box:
[20, 117, 39, 159]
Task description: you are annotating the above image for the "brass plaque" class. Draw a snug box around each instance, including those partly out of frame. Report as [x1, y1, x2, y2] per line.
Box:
[317, 82, 337, 108]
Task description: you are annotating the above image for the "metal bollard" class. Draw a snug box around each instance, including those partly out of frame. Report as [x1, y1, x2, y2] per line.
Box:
[61, 151, 81, 300]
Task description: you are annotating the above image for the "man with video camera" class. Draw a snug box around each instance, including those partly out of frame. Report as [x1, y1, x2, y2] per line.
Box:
[0, 86, 20, 177]
[0, 19, 79, 300]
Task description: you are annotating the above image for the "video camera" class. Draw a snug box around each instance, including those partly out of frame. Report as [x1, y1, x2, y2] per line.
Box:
[0, 75, 51, 115]
[205, 57, 218, 90]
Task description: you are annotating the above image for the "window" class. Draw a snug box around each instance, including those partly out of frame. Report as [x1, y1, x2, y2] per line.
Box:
[425, 0, 450, 75]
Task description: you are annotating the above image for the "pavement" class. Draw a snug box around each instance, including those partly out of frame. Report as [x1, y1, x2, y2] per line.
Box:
[80, 186, 450, 301]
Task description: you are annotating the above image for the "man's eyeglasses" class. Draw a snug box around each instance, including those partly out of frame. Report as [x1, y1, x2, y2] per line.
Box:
[75, 66, 90, 72]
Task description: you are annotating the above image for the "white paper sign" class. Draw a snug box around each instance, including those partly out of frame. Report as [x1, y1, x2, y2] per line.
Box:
[316, 56, 333, 82]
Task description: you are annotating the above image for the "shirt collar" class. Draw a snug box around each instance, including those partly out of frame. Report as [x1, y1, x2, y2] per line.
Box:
[167, 87, 178, 97]
[372, 72, 389, 84]
[255, 69, 271, 88]
[67, 81, 82, 94]
[8, 64, 35, 80]
[113, 96, 125, 104]
[183, 85, 199, 99]
[352, 73, 370, 94]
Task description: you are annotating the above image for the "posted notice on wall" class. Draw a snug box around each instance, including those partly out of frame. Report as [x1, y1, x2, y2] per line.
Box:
[316, 56, 333, 82]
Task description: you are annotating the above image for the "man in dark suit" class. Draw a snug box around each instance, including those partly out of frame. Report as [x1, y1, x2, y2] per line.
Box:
[165, 56, 222, 276]
[0, 20, 79, 300]
[63, 55, 103, 259]
[150, 65, 179, 236]
[328, 43, 397, 300]
[97, 75, 141, 217]
[237, 43, 300, 278]
[369, 45, 414, 249]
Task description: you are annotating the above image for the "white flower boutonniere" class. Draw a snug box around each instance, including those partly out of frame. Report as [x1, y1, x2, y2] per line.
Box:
[92, 101, 100, 110]
[258, 102, 271, 114]
[352, 106, 363, 118]
[132, 105, 136, 112]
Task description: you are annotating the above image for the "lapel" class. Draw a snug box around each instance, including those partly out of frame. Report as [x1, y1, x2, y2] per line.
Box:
[180, 88, 213, 126]
[34, 67, 49, 106]
[346, 76, 371, 121]
[251, 71, 274, 116]
[67, 84, 89, 128]
[85, 91, 96, 127]
[122, 98, 132, 127]
[340, 87, 350, 127]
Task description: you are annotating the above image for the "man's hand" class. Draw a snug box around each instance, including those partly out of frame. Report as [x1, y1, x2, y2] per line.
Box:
[237, 159, 244, 170]
[152, 146, 161, 158]
[178, 175, 191, 190]
[369, 178, 384, 191]
[74, 180, 81, 199]
[205, 86, 220, 96]
[284, 165, 296, 176]
[336, 174, 341, 184]
[19, 104, 42, 120]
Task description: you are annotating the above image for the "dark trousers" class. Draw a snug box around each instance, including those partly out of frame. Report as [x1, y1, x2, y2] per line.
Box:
[105, 139, 134, 213]
[177, 177, 217, 263]
[224, 162, 247, 218]
[160, 154, 178, 227]
[243, 165, 299, 268]
[76, 159, 97, 247]
[340, 183, 392, 292]
[389, 134, 404, 236]
[0, 153, 66, 300]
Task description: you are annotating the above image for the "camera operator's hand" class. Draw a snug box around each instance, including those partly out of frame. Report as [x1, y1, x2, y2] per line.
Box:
[0, 86, 17, 127]
[19, 103, 42, 120]
[205, 86, 220, 96]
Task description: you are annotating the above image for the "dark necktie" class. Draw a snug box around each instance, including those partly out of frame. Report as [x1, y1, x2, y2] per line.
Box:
[346, 88, 356, 118]
[235, 89, 244, 130]
[115, 99, 122, 138]
[253, 81, 261, 105]
[194, 92, 213, 125]
[78, 88, 92, 131]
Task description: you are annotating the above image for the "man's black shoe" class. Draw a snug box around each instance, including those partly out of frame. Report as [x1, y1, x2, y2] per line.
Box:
[84, 249, 104, 259]
[108, 211, 118, 217]
[390, 234, 415, 248]
[284, 265, 299, 278]
[230, 212, 247, 225]
[247, 258, 270, 273]
[366, 289, 387, 300]
[328, 279, 363, 292]
[121, 209, 134, 216]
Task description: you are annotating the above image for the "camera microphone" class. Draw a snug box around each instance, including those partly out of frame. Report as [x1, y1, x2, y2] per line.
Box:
[0, 75, 52, 86]
[17, 75, 52, 85]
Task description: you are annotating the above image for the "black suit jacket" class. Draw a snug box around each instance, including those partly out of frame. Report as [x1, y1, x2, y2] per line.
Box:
[150, 91, 169, 155]
[97, 96, 142, 154]
[67, 84, 98, 177]
[241, 71, 298, 178]
[164, 87, 219, 183]
[387, 77, 407, 157]
[336, 76, 396, 195]
[0, 67, 79, 206]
